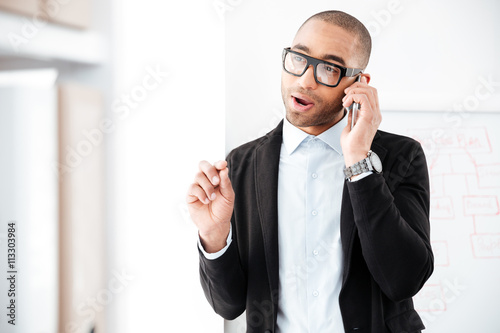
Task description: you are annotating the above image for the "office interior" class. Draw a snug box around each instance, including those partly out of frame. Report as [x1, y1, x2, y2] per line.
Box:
[0, 0, 499, 332]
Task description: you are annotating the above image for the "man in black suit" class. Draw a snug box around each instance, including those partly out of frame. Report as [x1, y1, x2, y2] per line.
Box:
[186, 10, 433, 333]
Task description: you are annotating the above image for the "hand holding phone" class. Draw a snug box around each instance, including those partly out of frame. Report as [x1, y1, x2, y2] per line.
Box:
[347, 75, 362, 130]
[341, 73, 382, 168]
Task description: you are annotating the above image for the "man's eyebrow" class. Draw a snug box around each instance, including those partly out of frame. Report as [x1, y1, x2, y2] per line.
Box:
[292, 43, 347, 66]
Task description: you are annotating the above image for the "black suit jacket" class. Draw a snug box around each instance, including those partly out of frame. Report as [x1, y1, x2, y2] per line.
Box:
[199, 120, 433, 333]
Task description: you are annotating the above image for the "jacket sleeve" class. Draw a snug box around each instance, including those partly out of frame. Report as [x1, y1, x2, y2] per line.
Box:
[346, 141, 434, 302]
[198, 152, 247, 320]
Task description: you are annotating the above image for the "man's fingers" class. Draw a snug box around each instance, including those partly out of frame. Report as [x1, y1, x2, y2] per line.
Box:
[199, 160, 221, 186]
[344, 84, 381, 125]
[186, 183, 210, 205]
[342, 93, 370, 111]
[193, 160, 233, 203]
[194, 170, 218, 201]
[218, 167, 234, 199]
[343, 88, 376, 109]
[219, 167, 230, 187]
[214, 160, 227, 170]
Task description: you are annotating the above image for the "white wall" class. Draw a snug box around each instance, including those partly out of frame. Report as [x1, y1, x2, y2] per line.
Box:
[111, 1, 225, 332]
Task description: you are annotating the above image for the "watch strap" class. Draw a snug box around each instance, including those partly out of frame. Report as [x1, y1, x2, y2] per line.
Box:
[344, 157, 371, 179]
[344, 151, 377, 179]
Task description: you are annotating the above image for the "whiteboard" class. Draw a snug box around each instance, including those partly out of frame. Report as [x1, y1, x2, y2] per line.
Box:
[380, 111, 500, 332]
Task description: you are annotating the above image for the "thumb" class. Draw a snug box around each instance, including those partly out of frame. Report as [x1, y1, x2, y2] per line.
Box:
[218, 167, 234, 200]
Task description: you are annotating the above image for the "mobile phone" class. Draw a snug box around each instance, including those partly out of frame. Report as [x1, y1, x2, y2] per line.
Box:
[348, 75, 362, 129]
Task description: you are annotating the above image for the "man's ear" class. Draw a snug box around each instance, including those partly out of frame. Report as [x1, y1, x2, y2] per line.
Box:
[361, 73, 371, 84]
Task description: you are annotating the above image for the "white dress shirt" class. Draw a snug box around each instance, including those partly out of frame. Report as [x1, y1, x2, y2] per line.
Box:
[275, 115, 347, 332]
[198, 114, 371, 332]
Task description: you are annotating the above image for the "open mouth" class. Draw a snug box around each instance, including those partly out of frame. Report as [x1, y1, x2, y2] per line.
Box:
[294, 96, 313, 106]
[291, 94, 315, 111]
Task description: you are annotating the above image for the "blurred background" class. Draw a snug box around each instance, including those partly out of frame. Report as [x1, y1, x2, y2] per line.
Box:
[0, 0, 498, 332]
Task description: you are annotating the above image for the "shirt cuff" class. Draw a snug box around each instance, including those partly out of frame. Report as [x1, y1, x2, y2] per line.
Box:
[349, 171, 373, 182]
[198, 224, 232, 260]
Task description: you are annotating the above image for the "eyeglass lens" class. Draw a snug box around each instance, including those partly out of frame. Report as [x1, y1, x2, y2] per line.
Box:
[284, 51, 341, 86]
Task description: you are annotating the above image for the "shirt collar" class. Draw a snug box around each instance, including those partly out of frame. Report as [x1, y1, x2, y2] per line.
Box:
[282, 112, 347, 156]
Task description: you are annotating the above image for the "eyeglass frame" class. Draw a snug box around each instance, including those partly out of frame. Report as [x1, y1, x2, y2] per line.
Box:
[282, 47, 363, 87]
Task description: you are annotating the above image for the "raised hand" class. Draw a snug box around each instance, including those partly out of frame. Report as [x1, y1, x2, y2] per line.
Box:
[186, 160, 235, 253]
[341, 74, 382, 168]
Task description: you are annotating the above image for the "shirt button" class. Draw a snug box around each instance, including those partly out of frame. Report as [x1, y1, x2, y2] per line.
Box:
[312, 210, 318, 216]
[311, 173, 318, 179]
[313, 290, 319, 297]
[313, 250, 319, 256]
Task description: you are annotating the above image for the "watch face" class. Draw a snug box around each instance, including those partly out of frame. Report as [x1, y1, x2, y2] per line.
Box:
[369, 151, 383, 173]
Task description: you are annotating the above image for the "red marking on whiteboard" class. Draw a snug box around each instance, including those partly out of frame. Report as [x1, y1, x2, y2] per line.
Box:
[470, 234, 500, 258]
[448, 154, 455, 173]
[476, 163, 500, 189]
[463, 196, 500, 216]
[465, 174, 471, 195]
[462, 147, 478, 167]
[428, 155, 439, 175]
[430, 196, 454, 219]
[407, 127, 491, 154]
[431, 241, 450, 266]
[414, 284, 447, 312]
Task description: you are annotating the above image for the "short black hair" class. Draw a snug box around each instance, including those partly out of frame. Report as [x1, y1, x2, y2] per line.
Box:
[300, 10, 372, 69]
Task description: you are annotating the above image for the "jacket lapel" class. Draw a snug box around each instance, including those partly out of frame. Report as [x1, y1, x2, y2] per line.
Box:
[340, 131, 388, 284]
[254, 121, 283, 303]
[340, 180, 356, 284]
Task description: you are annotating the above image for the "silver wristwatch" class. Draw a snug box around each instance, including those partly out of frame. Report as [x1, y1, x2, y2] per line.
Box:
[343, 150, 383, 179]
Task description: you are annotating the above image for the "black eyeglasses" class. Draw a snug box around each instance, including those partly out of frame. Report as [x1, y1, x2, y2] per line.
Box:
[282, 47, 363, 87]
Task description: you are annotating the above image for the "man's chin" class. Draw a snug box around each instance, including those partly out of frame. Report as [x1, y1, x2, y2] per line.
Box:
[285, 106, 344, 129]
[286, 110, 319, 128]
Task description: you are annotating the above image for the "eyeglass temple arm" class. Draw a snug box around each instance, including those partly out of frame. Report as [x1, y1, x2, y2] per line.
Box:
[345, 68, 363, 77]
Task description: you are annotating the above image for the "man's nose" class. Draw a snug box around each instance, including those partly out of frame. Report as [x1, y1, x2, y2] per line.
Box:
[297, 65, 318, 89]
